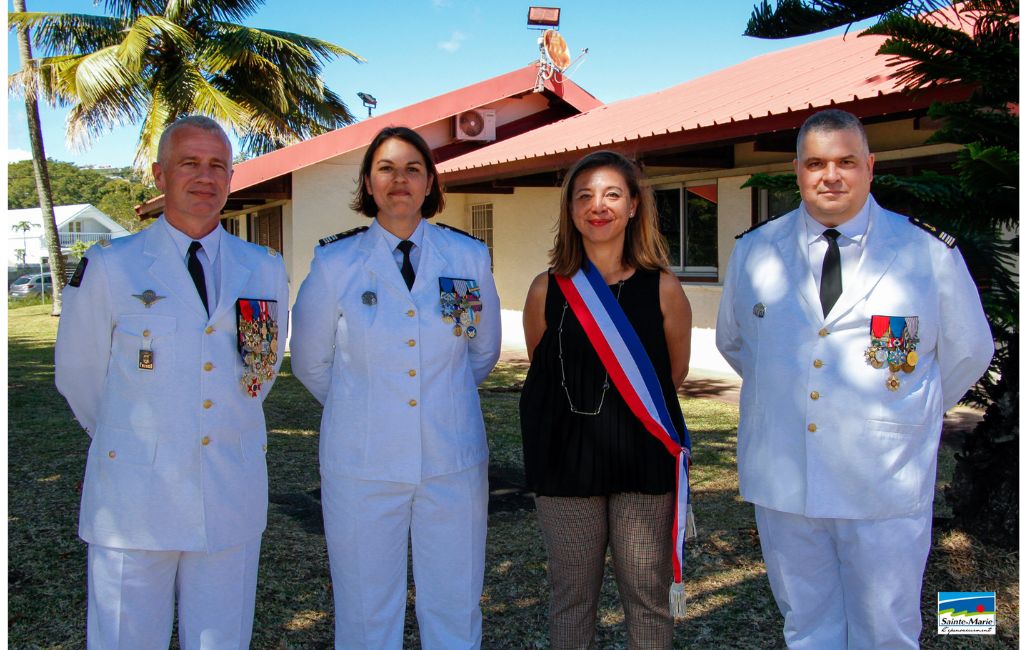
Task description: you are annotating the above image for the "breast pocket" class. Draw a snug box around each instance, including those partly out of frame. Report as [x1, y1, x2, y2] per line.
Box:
[112, 314, 177, 383]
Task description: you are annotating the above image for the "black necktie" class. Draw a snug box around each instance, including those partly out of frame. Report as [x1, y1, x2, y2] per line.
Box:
[397, 240, 415, 290]
[819, 228, 842, 317]
[187, 240, 209, 315]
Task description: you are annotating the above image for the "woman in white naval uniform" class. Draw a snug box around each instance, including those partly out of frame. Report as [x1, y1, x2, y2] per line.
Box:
[290, 126, 501, 649]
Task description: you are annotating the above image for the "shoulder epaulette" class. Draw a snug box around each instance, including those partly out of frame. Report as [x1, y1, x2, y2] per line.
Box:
[266, 246, 278, 257]
[319, 226, 368, 247]
[908, 217, 957, 248]
[735, 215, 778, 240]
[436, 222, 485, 243]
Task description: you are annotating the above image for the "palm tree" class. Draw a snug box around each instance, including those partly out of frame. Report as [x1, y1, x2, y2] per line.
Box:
[8, 0, 364, 173]
[11, 0, 67, 315]
[11, 219, 35, 269]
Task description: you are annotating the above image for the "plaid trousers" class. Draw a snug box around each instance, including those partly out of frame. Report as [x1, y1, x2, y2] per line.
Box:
[535, 492, 674, 649]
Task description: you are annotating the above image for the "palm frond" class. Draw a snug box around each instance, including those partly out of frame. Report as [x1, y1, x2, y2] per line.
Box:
[134, 90, 172, 175]
[8, 12, 127, 57]
[256, 27, 365, 63]
[745, 1, 950, 38]
[117, 14, 196, 72]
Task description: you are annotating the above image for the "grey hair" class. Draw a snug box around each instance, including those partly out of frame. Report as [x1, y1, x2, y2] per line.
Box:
[156, 116, 231, 167]
[796, 109, 870, 159]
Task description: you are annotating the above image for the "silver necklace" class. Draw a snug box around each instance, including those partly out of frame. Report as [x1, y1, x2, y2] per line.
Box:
[558, 280, 624, 416]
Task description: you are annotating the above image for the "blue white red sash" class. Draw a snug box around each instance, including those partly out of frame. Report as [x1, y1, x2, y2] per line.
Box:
[555, 261, 693, 617]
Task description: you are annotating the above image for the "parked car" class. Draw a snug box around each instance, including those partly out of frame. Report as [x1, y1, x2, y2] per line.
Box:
[9, 273, 49, 299]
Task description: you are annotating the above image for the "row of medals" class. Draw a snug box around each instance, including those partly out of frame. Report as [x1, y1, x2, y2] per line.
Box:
[443, 308, 478, 338]
[864, 344, 918, 391]
[240, 320, 279, 396]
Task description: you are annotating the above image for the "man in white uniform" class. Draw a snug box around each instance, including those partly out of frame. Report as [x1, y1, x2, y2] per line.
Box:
[55, 116, 288, 649]
[716, 109, 993, 649]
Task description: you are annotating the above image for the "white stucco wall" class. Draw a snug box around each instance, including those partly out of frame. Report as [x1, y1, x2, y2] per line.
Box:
[716, 175, 753, 282]
[451, 187, 559, 311]
[287, 152, 365, 308]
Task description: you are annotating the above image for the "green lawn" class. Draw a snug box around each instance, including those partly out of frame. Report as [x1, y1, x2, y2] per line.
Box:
[8, 305, 1017, 648]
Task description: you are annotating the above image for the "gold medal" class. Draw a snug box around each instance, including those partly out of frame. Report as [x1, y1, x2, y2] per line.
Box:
[906, 351, 918, 366]
[453, 324, 463, 337]
[902, 363, 915, 374]
[871, 359, 883, 369]
[886, 374, 900, 391]
[442, 315, 454, 324]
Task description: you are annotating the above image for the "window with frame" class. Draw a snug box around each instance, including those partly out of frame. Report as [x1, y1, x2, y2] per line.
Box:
[754, 186, 800, 225]
[470, 203, 494, 267]
[246, 205, 283, 254]
[67, 221, 82, 233]
[654, 182, 718, 278]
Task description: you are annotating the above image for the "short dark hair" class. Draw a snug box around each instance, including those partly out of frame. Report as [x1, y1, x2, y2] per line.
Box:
[796, 109, 870, 159]
[350, 126, 445, 219]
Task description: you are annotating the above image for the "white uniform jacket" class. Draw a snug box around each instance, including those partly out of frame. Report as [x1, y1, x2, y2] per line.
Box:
[290, 219, 501, 483]
[55, 217, 289, 552]
[716, 197, 993, 520]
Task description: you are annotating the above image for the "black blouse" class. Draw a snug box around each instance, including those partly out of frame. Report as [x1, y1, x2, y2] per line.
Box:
[519, 268, 683, 496]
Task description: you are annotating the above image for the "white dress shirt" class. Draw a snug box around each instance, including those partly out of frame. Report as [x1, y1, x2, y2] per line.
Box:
[379, 218, 425, 276]
[804, 203, 869, 299]
[164, 217, 222, 312]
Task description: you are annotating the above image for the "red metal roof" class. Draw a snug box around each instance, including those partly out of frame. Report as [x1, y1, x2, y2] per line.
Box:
[136, 63, 601, 217]
[437, 25, 970, 182]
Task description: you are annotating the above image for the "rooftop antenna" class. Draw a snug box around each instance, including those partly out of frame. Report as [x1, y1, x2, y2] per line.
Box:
[527, 6, 586, 91]
[357, 92, 377, 117]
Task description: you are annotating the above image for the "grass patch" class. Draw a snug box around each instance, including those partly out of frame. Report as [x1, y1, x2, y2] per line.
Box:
[8, 304, 1017, 648]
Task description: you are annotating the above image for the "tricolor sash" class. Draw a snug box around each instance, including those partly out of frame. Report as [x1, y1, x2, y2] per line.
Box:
[555, 261, 694, 618]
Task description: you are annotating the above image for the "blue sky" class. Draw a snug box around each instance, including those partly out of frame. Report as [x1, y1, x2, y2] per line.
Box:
[7, 0, 875, 169]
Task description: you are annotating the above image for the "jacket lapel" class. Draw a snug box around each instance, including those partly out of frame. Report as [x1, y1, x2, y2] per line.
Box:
[776, 210, 824, 322]
[209, 234, 252, 325]
[143, 219, 208, 320]
[362, 221, 410, 295]
[413, 223, 450, 299]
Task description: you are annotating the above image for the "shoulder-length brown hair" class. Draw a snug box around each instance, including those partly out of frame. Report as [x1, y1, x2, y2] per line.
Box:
[350, 126, 445, 219]
[550, 150, 671, 276]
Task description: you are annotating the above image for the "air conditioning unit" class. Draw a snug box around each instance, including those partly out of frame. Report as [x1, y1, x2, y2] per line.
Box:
[453, 109, 496, 142]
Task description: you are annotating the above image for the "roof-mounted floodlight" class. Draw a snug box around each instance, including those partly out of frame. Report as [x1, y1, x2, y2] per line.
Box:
[527, 6, 560, 29]
[357, 92, 377, 117]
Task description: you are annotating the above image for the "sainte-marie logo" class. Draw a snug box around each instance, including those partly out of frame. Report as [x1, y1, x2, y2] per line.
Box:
[937, 592, 995, 635]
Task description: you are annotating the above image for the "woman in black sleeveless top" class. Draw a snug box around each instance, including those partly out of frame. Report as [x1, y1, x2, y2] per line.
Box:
[520, 151, 692, 649]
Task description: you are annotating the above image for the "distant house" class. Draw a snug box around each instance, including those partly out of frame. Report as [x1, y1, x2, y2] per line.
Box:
[7, 204, 130, 267]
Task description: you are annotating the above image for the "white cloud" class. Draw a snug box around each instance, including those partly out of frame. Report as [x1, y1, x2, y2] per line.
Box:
[437, 31, 466, 53]
[8, 149, 32, 163]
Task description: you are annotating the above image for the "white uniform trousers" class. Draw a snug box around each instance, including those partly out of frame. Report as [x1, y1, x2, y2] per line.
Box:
[86, 537, 261, 650]
[754, 505, 931, 650]
[322, 462, 488, 650]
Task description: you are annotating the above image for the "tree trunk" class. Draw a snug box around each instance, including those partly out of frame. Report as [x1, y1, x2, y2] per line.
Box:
[14, 0, 66, 316]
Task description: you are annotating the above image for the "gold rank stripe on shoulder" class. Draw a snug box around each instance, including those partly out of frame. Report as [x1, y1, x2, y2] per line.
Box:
[908, 217, 957, 248]
[436, 222, 485, 243]
[319, 226, 368, 247]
